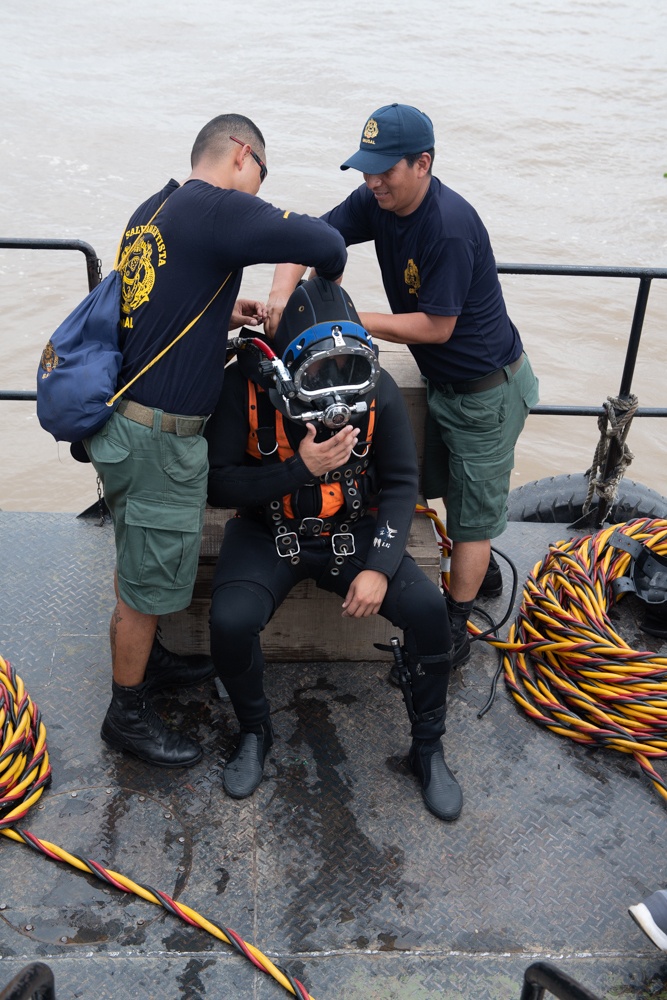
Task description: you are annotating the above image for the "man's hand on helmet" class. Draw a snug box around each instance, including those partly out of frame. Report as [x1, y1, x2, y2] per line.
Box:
[298, 422, 360, 477]
[265, 263, 310, 337]
[264, 287, 289, 339]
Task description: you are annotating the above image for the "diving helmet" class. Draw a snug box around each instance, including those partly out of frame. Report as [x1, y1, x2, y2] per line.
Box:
[269, 277, 380, 430]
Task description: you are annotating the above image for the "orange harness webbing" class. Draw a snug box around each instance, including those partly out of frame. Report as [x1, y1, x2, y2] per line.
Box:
[246, 382, 375, 523]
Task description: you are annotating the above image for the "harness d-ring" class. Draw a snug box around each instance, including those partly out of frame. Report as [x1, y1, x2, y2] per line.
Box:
[258, 441, 279, 456]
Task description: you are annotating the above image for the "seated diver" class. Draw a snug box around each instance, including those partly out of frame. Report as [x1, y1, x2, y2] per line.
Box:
[205, 277, 462, 821]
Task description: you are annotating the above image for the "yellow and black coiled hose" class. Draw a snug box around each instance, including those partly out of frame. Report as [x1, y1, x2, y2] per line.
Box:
[0, 654, 314, 999]
[486, 517, 667, 802]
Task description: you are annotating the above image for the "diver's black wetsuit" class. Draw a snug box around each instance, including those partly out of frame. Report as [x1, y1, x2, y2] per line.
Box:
[205, 361, 453, 743]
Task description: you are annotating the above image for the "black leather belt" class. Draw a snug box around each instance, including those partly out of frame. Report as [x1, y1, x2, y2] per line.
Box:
[434, 354, 524, 395]
[118, 399, 207, 436]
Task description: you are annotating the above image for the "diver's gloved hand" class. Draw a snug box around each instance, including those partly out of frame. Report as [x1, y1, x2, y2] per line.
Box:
[298, 422, 360, 477]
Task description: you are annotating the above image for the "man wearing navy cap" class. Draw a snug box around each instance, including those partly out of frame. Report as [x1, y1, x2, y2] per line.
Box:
[267, 103, 539, 668]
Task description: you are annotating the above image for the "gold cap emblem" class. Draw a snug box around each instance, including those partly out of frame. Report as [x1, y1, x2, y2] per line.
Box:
[363, 118, 379, 140]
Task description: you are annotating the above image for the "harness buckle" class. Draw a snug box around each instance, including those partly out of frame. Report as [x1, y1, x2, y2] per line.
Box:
[275, 532, 300, 558]
[332, 532, 355, 556]
[299, 517, 324, 537]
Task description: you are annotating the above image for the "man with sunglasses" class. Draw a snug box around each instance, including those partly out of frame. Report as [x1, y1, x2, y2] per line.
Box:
[86, 113, 347, 771]
[266, 103, 539, 673]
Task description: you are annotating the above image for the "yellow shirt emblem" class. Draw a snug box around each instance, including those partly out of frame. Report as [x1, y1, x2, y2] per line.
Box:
[404, 259, 421, 296]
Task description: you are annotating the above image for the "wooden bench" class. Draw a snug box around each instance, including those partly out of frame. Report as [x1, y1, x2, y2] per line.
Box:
[158, 346, 441, 661]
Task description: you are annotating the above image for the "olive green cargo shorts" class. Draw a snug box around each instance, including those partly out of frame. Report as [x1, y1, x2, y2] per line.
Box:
[422, 353, 539, 542]
[86, 410, 208, 615]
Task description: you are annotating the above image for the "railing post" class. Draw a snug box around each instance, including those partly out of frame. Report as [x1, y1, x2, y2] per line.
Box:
[591, 275, 653, 525]
[619, 275, 652, 397]
[520, 961, 602, 1000]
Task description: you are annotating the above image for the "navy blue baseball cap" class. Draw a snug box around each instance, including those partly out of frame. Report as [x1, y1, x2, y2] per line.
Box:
[340, 103, 435, 173]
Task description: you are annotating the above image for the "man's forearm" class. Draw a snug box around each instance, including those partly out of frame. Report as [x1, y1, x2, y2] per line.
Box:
[358, 310, 456, 345]
[270, 262, 308, 297]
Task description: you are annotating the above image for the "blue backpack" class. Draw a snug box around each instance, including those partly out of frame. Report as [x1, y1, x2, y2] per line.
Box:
[37, 268, 124, 442]
[36, 196, 230, 444]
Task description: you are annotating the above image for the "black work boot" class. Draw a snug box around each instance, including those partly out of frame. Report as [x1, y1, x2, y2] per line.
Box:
[101, 680, 203, 767]
[476, 551, 503, 599]
[446, 594, 474, 668]
[409, 738, 463, 821]
[223, 721, 274, 799]
[144, 636, 215, 693]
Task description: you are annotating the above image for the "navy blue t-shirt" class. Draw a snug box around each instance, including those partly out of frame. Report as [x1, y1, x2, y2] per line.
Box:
[321, 178, 522, 383]
[117, 179, 347, 415]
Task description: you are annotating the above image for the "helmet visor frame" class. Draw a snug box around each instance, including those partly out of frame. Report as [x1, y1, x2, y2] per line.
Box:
[282, 322, 380, 403]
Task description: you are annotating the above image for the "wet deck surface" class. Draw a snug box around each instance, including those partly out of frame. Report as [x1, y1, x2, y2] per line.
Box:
[1, 512, 666, 999]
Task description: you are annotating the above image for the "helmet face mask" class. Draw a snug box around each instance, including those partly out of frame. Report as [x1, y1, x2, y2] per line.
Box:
[297, 350, 373, 395]
[271, 321, 380, 430]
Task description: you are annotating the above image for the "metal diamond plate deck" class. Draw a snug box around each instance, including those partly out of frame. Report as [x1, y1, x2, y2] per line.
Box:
[1, 512, 666, 999]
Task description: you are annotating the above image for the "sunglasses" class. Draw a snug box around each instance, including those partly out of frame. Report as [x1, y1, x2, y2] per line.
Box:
[230, 135, 267, 184]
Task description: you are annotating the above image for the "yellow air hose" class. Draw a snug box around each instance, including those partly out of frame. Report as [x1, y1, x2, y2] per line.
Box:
[0, 654, 314, 999]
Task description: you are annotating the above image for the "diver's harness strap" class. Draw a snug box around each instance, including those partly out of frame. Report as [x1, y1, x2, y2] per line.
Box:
[254, 387, 374, 566]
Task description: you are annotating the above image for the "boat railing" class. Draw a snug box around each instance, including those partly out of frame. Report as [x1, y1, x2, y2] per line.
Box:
[0, 961, 56, 1000]
[0, 239, 666, 421]
[520, 961, 602, 1000]
[0, 237, 101, 402]
[498, 262, 667, 418]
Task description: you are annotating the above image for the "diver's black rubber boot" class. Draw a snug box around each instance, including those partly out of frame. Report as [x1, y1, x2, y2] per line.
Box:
[476, 551, 503, 599]
[101, 680, 203, 767]
[399, 647, 461, 819]
[408, 738, 463, 821]
[223, 721, 274, 799]
[143, 636, 215, 693]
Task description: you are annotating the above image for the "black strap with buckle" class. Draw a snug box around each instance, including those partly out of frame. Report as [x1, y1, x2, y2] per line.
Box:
[299, 517, 324, 537]
[275, 530, 300, 559]
[332, 532, 355, 556]
[253, 384, 372, 564]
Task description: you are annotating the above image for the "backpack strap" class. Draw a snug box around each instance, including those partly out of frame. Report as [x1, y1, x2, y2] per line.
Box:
[107, 193, 232, 408]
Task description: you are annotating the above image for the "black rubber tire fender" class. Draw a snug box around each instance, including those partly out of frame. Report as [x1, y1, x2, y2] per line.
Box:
[506, 473, 667, 523]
